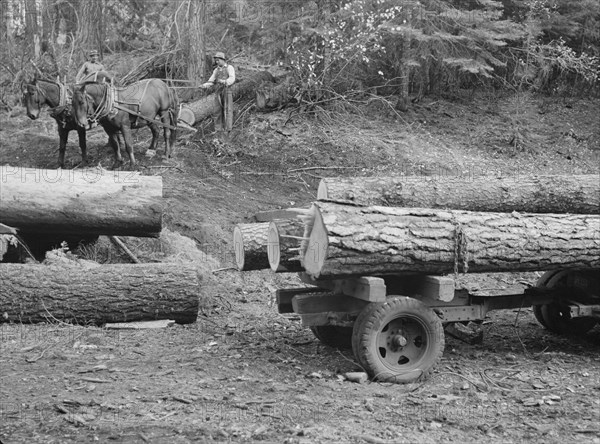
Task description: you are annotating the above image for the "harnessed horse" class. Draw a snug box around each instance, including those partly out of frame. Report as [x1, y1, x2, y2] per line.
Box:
[22, 73, 113, 168]
[72, 79, 178, 169]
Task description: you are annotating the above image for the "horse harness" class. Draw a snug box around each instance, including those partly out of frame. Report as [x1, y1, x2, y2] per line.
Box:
[85, 80, 177, 130]
[29, 80, 72, 128]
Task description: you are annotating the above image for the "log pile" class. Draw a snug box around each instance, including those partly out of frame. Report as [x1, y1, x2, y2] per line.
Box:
[233, 174, 600, 278]
[1, 167, 201, 326]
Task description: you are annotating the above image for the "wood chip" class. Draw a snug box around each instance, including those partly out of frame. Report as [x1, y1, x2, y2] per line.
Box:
[104, 320, 175, 329]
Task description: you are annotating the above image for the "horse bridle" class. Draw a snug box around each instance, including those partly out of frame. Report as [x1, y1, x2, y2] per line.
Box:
[24, 80, 68, 109]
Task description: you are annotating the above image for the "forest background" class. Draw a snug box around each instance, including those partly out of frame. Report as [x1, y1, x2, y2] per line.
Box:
[0, 0, 599, 110]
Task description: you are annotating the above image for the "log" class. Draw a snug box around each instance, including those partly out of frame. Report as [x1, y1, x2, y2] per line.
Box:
[255, 80, 297, 111]
[301, 202, 600, 279]
[0, 166, 163, 237]
[0, 262, 200, 324]
[233, 222, 271, 271]
[317, 175, 600, 214]
[267, 219, 306, 272]
[187, 70, 275, 122]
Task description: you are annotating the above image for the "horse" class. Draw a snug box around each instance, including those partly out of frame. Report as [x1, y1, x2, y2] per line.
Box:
[22, 73, 113, 168]
[71, 78, 178, 169]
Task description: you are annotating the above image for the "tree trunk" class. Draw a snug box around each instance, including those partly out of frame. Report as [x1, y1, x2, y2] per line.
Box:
[185, 0, 206, 82]
[77, 0, 103, 56]
[395, 29, 411, 112]
[0, 166, 163, 237]
[233, 223, 271, 271]
[0, 262, 200, 324]
[301, 202, 600, 279]
[317, 175, 600, 214]
[25, 0, 41, 58]
[187, 70, 275, 122]
[267, 219, 306, 272]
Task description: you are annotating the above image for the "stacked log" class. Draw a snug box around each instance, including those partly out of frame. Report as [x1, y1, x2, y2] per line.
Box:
[317, 175, 600, 213]
[248, 174, 600, 279]
[267, 219, 306, 272]
[299, 202, 600, 279]
[233, 215, 308, 272]
[0, 262, 200, 324]
[0, 166, 163, 238]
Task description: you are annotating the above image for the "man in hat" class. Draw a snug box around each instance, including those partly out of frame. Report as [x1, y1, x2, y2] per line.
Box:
[201, 51, 236, 133]
[76, 50, 105, 83]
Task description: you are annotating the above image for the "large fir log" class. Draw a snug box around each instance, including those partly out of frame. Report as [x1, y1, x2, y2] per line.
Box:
[0, 166, 163, 237]
[317, 175, 600, 213]
[267, 219, 306, 272]
[233, 223, 271, 271]
[301, 202, 600, 279]
[0, 262, 200, 324]
[187, 71, 275, 122]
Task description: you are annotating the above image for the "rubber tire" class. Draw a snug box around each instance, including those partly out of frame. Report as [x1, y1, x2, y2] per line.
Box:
[540, 303, 597, 336]
[310, 326, 353, 349]
[352, 296, 445, 383]
[534, 271, 597, 335]
[532, 304, 548, 329]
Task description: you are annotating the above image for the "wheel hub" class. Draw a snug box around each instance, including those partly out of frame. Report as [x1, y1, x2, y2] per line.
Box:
[391, 332, 408, 348]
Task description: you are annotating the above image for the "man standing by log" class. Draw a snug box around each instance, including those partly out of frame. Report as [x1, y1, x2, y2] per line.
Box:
[201, 52, 236, 134]
[75, 50, 105, 83]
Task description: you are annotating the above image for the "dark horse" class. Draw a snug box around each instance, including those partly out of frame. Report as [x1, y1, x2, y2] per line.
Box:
[22, 73, 112, 168]
[71, 79, 178, 169]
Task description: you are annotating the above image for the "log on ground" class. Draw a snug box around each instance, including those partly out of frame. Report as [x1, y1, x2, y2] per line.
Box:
[0, 262, 200, 324]
[267, 218, 306, 272]
[301, 202, 600, 279]
[0, 166, 163, 237]
[233, 222, 271, 271]
[187, 70, 275, 122]
[317, 175, 600, 213]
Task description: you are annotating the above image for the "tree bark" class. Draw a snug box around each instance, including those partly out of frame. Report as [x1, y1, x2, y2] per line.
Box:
[187, 70, 275, 122]
[317, 175, 600, 214]
[233, 222, 271, 271]
[267, 219, 306, 272]
[185, 0, 206, 82]
[0, 262, 200, 324]
[301, 202, 600, 279]
[77, 0, 103, 57]
[0, 166, 163, 237]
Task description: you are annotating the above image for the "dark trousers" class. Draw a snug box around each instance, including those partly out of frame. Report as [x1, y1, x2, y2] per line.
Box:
[215, 88, 233, 132]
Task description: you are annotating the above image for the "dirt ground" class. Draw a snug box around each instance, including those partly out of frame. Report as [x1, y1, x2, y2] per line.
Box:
[1, 89, 599, 443]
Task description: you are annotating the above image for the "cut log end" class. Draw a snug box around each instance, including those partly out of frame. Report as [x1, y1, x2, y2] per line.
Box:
[316, 181, 328, 200]
[301, 204, 328, 278]
[267, 222, 281, 271]
[232, 223, 271, 271]
[233, 226, 245, 271]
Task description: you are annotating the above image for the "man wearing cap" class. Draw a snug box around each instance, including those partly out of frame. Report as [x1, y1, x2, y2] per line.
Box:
[76, 50, 105, 83]
[201, 52, 236, 133]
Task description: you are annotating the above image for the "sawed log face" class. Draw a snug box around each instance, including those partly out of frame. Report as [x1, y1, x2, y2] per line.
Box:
[318, 175, 600, 214]
[302, 202, 600, 278]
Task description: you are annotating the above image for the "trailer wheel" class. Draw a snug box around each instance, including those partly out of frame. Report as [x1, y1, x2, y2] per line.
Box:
[534, 270, 598, 335]
[310, 326, 352, 349]
[352, 297, 444, 383]
[540, 303, 597, 335]
[532, 305, 548, 329]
